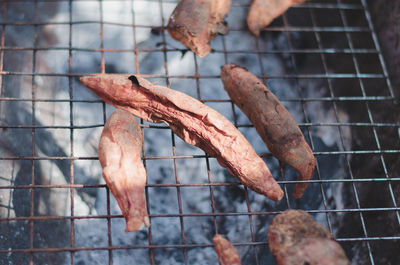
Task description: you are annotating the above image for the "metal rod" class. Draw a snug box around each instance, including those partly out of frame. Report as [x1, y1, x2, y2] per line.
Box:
[1, 175, 400, 191]
[0, 45, 384, 55]
[29, 1, 39, 264]
[0, 96, 396, 103]
[2, 206, 400, 223]
[0, 0, 365, 10]
[68, 0, 76, 263]
[0, 71, 388, 79]
[0, 235, 399, 255]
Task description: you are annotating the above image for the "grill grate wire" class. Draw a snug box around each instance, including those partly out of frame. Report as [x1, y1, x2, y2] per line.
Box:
[0, 0, 399, 265]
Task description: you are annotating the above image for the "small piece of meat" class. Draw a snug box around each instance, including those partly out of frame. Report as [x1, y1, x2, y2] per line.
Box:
[221, 64, 315, 198]
[247, 0, 307, 36]
[80, 74, 284, 201]
[167, 0, 231, 57]
[98, 109, 150, 232]
[213, 234, 241, 265]
[268, 210, 350, 265]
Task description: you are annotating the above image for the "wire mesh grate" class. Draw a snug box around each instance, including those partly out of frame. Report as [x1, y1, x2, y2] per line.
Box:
[0, 0, 399, 264]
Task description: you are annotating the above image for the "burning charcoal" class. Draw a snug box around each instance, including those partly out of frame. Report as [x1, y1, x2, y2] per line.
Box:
[98, 109, 150, 232]
[268, 210, 350, 265]
[80, 74, 284, 201]
[221, 64, 315, 198]
[167, 0, 231, 57]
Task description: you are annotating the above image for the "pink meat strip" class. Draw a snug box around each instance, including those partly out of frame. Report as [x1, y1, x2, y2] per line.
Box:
[98, 109, 149, 232]
[81, 74, 284, 201]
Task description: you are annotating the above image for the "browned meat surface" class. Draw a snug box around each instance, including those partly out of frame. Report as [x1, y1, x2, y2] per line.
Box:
[268, 210, 350, 265]
[98, 109, 149, 232]
[167, 0, 231, 57]
[221, 64, 315, 198]
[213, 234, 242, 265]
[247, 0, 306, 36]
[81, 74, 284, 201]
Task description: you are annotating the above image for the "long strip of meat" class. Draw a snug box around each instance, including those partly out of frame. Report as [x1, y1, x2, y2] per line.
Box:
[81, 74, 284, 201]
[268, 210, 350, 265]
[247, 0, 306, 36]
[213, 234, 242, 265]
[167, 0, 231, 58]
[221, 65, 315, 198]
[98, 109, 150, 232]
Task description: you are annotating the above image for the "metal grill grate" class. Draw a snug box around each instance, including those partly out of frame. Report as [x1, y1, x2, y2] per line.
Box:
[0, 0, 399, 264]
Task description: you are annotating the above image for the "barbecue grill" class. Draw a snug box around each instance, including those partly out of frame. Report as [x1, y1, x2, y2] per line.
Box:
[0, 0, 399, 264]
